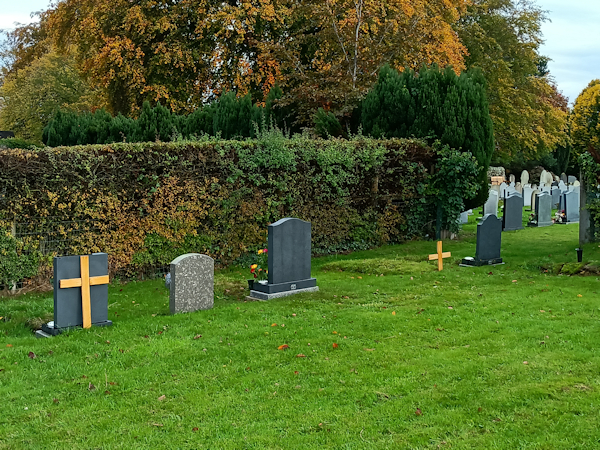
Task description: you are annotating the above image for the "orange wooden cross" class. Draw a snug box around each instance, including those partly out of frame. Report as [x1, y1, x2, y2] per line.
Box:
[59, 255, 109, 329]
[428, 241, 451, 271]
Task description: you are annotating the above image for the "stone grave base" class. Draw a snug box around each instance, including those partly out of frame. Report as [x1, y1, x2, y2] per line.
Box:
[459, 257, 504, 267]
[247, 286, 319, 301]
[35, 320, 113, 338]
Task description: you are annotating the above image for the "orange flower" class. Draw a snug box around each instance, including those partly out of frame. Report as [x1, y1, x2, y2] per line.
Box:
[257, 249, 263, 255]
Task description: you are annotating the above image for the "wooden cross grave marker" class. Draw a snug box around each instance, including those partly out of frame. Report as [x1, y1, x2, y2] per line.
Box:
[59, 255, 109, 329]
[428, 241, 451, 271]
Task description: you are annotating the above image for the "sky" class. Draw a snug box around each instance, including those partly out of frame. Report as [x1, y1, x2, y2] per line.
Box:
[1, 0, 598, 104]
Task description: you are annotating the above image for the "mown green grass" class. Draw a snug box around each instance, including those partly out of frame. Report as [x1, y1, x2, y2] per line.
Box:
[1, 213, 600, 449]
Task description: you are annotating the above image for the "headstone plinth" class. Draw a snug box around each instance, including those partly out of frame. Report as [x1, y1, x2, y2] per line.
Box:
[249, 218, 318, 300]
[37, 253, 111, 338]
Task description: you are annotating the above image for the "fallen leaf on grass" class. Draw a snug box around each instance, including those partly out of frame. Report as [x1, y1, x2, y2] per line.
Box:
[278, 344, 289, 350]
[88, 383, 96, 391]
[193, 335, 202, 339]
[296, 354, 306, 358]
[53, 398, 59, 404]
[332, 343, 339, 349]
[392, 311, 396, 315]
[104, 390, 110, 395]
[332, 331, 338, 334]
[192, 427, 199, 432]
[540, 310, 545, 313]
[448, 306, 453, 310]
[512, 280, 517, 283]
[158, 395, 166, 401]
[577, 294, 583, 298]
[415, 408, 422, 416]
[6, 344, 12, 348]
[523, 361, 529, 365]
[364, 348, 375, 351]
[271, 323, 277, 327]
[28, 352, 36, 359]
[152, 423, 163, 427]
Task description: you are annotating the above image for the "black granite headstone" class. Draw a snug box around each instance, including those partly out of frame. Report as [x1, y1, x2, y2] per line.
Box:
[38, 253, 111, 337]
[461, 214, 503, 266]
[502, 192, 523, 231]
[250, 218, 318, 300]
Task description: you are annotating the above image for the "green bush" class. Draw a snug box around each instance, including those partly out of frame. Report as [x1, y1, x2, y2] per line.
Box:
[361, 65, 494, 209]
[0, 230, 41, 290]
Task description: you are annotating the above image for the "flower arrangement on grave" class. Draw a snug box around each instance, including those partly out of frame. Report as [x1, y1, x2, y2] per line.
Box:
[250, 248, 268, 282]
[554, 210, 567, 224]
[527, 213, 538, 226]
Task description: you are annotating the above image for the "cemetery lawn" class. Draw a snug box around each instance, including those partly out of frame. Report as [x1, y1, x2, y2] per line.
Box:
[2, 218, 600, 449]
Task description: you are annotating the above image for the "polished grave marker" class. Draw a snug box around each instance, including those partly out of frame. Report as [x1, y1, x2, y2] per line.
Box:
[428, 241, 451, 271]
[37, 253, 111, 337]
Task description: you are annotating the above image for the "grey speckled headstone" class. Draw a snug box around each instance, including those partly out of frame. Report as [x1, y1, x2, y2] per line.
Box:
[169, 253, 214, 314]
[568, 175, 577, 184]
[503, 192, 523, 231]
[460, 214, 503, 266]
[535, 192, 552, 227]
[564, 191, 580, 223]
[250, 218, 318, 300]
[561, 172, 568, 184]
[37, 253, 111, 338]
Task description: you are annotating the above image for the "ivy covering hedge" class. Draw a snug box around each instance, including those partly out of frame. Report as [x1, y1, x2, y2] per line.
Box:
[0, 134, 477, 281]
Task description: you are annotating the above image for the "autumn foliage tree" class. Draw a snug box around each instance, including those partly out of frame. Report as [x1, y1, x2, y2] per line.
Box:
[571, 80, 600, 169]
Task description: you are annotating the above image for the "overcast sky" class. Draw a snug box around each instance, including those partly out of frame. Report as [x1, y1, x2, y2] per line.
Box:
[1, 0, 598, 104]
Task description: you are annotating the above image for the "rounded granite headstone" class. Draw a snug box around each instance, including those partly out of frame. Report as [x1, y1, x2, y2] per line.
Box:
[169, 253, 214, 314]
[521, 170, 529, 186]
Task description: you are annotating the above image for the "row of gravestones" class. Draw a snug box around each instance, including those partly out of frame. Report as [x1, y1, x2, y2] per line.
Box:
[36, 218, 318, 338]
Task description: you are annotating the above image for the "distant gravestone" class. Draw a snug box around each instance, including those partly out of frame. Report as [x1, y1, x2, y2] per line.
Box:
[523, 185, 534, 207]
[249, 218, 318, 300]
[564, 191, 580, 223]
[459, 211, 469, 224]
[540, 170, 548, 187]
[530, 189, 540, 211]
[503, 192, 523, 231]
[509, 174, 516, 184]
[546, 172, 555, 186]
[460, 214, 503, 266]
[551, 186, 561, 207]
[169, 253, 214, 314]
[573, 180, 581, 187]
[499, 182, 508, 198]
[515, 182, 522, 193]
[0, 131, 15, 139]
[561, 173, 568, 184]
[535, 192, 552, 227]
[568, 175, 577, 184]
[521, 170, 529, 186]
[558, 180, 568, 192]
[484, 190, 499, 216]
[37, 253, 111, 338]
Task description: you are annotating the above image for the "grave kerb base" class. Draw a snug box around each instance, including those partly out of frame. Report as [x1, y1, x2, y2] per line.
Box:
[459, 258, 504, 267]
[247, 286, 319, 301]
[36, 320, 113, 338]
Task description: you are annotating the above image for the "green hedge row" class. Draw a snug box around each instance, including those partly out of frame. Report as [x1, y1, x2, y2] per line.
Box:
[0, 134, 478, 282]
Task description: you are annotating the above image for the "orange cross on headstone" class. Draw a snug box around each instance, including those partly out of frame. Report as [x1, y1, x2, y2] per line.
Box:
[59, 255, 109, 328]
[428, 241, 451, 271]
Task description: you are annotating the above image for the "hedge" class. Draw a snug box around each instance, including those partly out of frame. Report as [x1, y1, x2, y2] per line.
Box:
[0, 134, 475, 282]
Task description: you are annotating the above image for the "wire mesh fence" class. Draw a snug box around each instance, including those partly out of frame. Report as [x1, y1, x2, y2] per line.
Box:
[1, 217, 169, 294]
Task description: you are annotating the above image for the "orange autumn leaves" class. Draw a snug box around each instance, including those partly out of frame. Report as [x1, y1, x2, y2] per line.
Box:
[40, 0, 470, 119]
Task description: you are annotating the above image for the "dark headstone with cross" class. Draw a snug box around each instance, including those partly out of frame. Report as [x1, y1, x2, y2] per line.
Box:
[36, 253, 111, 338]
[249, 218, 318, 300]
[460, 214, 503, 266]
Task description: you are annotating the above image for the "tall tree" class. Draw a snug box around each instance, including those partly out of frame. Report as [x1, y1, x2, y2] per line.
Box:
[0, 50, 102, 142]
[457, 0, 569, 165]
[571, 80, 600, 169]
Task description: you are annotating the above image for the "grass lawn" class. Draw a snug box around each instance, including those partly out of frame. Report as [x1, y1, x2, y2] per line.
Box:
[1, 212, 600, 449]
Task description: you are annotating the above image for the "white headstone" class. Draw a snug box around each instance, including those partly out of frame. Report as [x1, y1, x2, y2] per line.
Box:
[523, 185, 534, 207]
[509, 174, 516, 184]
[540, 170, 548, 187]
[521, 170, 529, 186]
